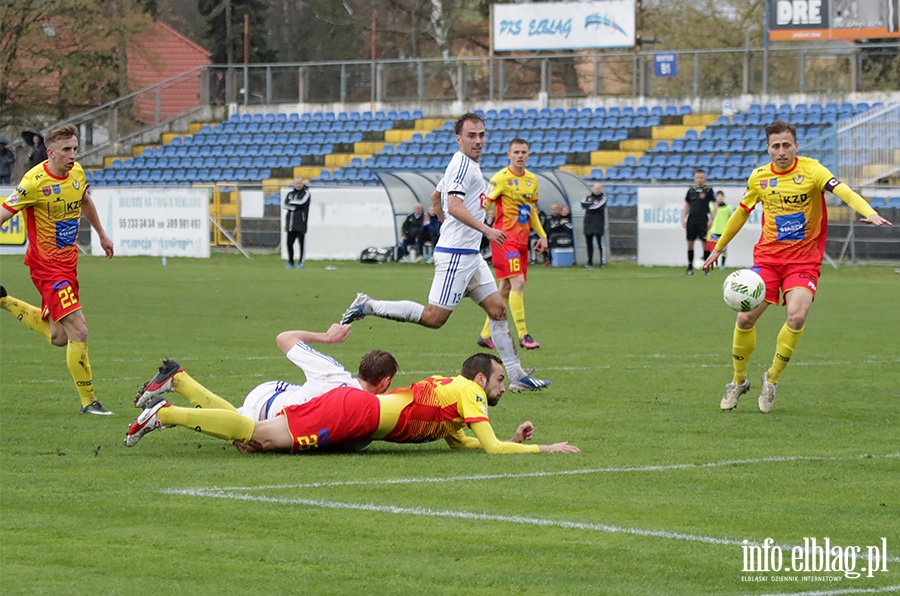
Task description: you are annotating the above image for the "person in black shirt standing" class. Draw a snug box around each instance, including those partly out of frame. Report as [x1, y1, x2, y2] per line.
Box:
[680, 168, 715, 276]
[284, 176, 311, 269]
[580, 182, 607, 269]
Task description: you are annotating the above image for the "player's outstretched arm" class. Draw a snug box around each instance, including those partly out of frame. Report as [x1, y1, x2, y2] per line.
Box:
[276, 324, 352, 355]
[702, 207, 750, 273]
[861, 213, 892, 226]
[539, 442, 581, 453]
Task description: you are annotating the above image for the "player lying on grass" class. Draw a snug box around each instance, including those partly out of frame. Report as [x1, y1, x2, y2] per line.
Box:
[126, 352, 579, 455]
[132, 323, 398, 422]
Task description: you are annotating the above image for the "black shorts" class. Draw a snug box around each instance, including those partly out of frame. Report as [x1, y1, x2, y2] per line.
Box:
[686, 219, 708, 242]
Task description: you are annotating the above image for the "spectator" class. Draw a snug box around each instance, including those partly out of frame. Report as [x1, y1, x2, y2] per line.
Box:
[25, 132, 47, 169]
[283, 176, 310, 269]
[581, 182, 608, 269]
[213, 71, 227, 106]
[418, 204, 442, 262]
[398, 203, 424, 261]
[0, 140, 15, 184]
[547, 203, 574, 249]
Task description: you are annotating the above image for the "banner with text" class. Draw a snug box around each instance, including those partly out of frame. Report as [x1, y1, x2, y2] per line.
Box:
[769, 0, 900, 41]
[637, 186, 761, 267]
[280, 186, 396, 261]
[493, 0, 636, 51]
[0, 187, 26, 255]
[89, 188, 210, 258]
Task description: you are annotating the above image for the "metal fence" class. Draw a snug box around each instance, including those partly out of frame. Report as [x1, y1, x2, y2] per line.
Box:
[221, 43, 900, 105]
[3, 42, 899, 170]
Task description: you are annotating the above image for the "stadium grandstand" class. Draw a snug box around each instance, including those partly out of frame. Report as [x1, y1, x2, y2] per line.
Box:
[3, 58, 898, 261]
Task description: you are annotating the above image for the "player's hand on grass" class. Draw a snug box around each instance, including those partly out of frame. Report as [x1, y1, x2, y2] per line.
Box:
[511, 421, 534, 443]
[540, 442, 580, 453]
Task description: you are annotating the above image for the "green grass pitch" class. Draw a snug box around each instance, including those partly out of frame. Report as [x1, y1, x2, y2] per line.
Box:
[1, 253, 897, 595]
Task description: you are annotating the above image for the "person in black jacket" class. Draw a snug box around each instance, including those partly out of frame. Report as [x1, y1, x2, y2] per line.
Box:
[581, 182, 607, 269]
[283, 177, 311, 269]
[26, 132, 48, 169]
[398, 202, 425, 260]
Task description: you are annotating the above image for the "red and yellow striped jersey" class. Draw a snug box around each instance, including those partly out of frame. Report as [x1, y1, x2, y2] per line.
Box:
[487, 167, 540, 245]
[377, 375, 489, 443]
[741, 156, 839, 265]
[2, 162, 89, 274]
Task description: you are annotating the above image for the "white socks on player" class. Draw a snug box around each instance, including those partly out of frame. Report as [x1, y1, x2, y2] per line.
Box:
[489, 318, 526, 381]
[368, 299, 425, 323]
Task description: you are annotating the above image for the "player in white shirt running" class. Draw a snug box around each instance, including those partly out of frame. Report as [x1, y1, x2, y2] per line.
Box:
[340, 113, 549, 392]
[131, 323, 398, 422]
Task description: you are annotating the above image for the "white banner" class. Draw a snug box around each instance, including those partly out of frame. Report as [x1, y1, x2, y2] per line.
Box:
[493, 0, 636, 51]
[280, 186, 396, 261]
[637, 186, 761, 268]
[89, 188, 210, 258]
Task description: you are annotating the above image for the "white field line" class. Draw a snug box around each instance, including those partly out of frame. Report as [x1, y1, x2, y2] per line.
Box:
[164, 453, 900, 564]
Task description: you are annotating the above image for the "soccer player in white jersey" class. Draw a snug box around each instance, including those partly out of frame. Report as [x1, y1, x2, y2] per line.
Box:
[340, 113, 549, 392]
[131, 323, 398, 430]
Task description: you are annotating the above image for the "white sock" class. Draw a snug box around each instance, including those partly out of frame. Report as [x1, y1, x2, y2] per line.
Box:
[368, 299, 425, 323]
[489, 318, 526, 381]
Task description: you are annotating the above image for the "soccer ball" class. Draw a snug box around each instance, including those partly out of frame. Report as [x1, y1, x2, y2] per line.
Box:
[722, 269, 766, 312]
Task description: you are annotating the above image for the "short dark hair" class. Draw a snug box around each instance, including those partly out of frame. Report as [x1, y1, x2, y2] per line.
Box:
[358, 350, 399, 384]
[454, 112, 484, 136]
[45, 123, 77, 147]
[508, 137, 529, 150]
[694, 168, 706, 175]
[460, 353, 502, 382]
[765, 120, 797, 143]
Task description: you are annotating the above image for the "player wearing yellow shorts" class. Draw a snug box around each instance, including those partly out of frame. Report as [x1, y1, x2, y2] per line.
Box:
[0, 123, 115, 415]
[477, 138, 547, 350]
[703, 120, 891, 413]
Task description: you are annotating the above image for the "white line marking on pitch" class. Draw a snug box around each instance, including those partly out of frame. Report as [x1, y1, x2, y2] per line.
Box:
[164, 453, 900, 564]
[201, 453, 900, 492]
[166, 488, 900, 564]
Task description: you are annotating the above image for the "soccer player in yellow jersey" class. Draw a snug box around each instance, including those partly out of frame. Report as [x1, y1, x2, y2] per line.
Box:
[126, 353, 579, 454]
[477, 138, 548, 351]
[0, 123, 115, 415]
[702, 120, 891, 413]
